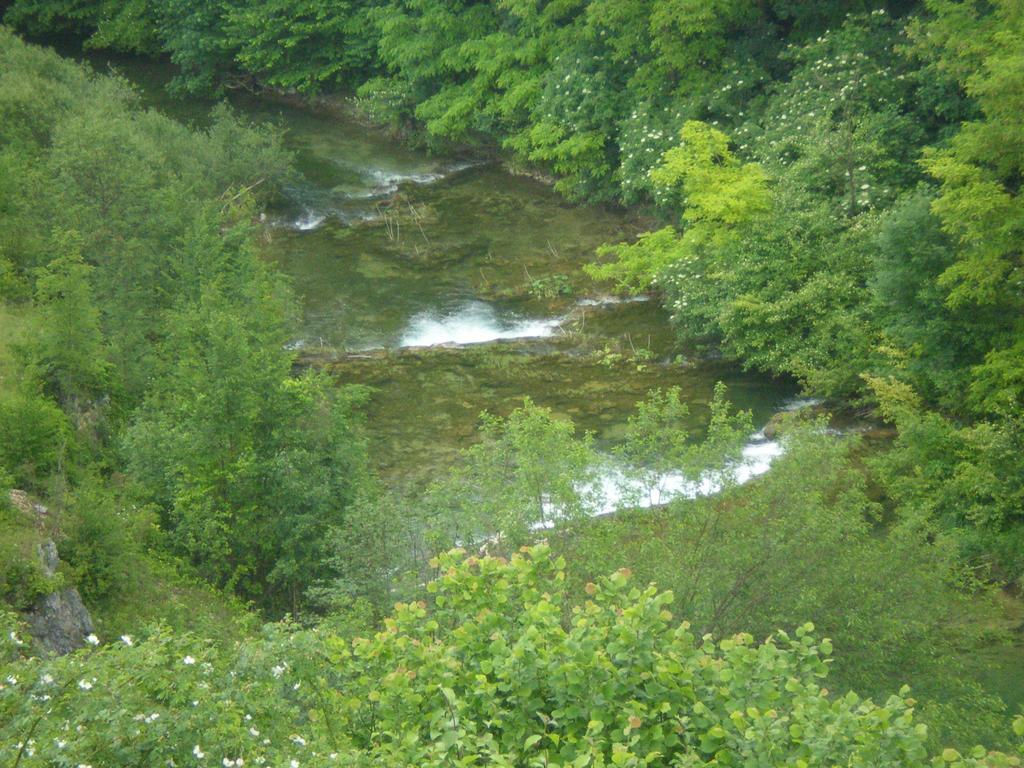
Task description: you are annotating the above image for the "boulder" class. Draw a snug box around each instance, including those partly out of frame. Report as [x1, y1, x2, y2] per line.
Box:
[9, 491, 95, 655]
[26, 542, 95, 655]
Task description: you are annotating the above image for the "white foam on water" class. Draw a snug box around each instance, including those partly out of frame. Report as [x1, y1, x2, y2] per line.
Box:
[586, 432, 783, 517]
[363, 168, 448, 197]
[399, 301, 563, 348]
[780, 396, 823, 412]
[525, 431, 785, 532]
[576, 295, 652, 307]
[271, 206, 383, 231]
[283, 161, 485, 227]
[358, 161, 483, 198]
[293, 211, 327, 231]
[734, 431, 785, 483]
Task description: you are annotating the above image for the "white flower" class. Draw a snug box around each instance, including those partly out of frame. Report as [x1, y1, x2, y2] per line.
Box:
[291, 761, 300, 768]
[56, 739, 66, 749]
[183, 655, 196, 665]
[193, 745, 205, 759]
[271, 665, 285, 678]
[121, 635, 133, 646]
[78, 679, 93, 690]
[41, 673, 54, 685]
[5, 676, 17, 686]
[291, 735, 306, 747]
[249, 727, 260, 737]
[85, 634, 99, 646]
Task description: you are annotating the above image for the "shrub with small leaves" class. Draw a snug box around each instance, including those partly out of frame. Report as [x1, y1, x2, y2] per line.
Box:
[2, 546, 1020, 766]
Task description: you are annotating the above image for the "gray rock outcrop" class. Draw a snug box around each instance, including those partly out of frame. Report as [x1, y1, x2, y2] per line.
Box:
[9, 490, 95, 655]
[26, 539, 95, 655]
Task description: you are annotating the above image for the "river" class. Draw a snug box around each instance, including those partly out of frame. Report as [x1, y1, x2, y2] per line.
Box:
[75, 49, 799, 490]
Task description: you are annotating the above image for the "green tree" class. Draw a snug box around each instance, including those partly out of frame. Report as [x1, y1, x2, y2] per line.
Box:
[4, 0, 163, 52]
[156, 0, 241, 94]
[569, 417, 1013, 748]
[30, 231, 110, 407]
[0, 387, 68, 491]
[58, 475, 135, 606]
[914, 0, 1024, 416]
[587, 120, 771, 293]
[613, 383, 752, 506]
[122, 233, 368, 613]
[867, 376, 1024, 582]
[226, 0, 379, 93]
[423, 399, 598, 553]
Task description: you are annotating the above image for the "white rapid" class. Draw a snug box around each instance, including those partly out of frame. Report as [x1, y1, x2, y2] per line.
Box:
[398, 301, 564, 348]
[396, 295, 664, 350]
[281, 161, 483, 231]
[581, 430, 783, 519]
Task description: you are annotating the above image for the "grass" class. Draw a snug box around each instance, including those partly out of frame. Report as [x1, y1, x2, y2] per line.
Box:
[89, 548, 258, 644]
[964, 590, 1024, 717]
[0, 304, 36, 395]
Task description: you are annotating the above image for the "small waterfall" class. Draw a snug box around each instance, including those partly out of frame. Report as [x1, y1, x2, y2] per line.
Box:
[399, 301, 563, 348]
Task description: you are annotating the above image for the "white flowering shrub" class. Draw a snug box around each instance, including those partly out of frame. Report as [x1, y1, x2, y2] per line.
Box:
[506, 44, 626, 202]
[4, 548, 1019, 767]
[752, 10, 922, 215]
[0, 624, 340, 766]
[616, 55, 768, 206]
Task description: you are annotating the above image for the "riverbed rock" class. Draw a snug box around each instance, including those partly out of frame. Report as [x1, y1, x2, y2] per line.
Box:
[762, 412, 784, 440]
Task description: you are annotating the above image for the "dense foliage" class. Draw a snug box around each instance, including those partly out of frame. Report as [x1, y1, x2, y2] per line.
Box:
[2, 547, 1022, 767]
[4, 2, 1020, 579]
[388, 395, 1012, 749]
[1, 0, 1022, 760]
[0, 28, 370, 616]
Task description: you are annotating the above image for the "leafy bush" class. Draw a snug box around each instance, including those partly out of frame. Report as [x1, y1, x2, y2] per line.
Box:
[3, 546, 1019, 766]
[0, 502, 56, 611]
[58, 479, 135, 606]
[0, 387, 67, 491]
[528, 273, 573, 301]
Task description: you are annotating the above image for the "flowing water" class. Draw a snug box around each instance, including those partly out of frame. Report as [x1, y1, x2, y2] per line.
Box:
[57, 45, 1024, 717]
[77, 50, 799, 489]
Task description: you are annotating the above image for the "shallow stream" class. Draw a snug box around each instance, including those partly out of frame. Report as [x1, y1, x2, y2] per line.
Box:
[82, 51, 799, 488]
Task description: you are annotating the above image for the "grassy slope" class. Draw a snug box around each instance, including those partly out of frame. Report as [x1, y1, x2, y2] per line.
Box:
[1, 303, 257, 643]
